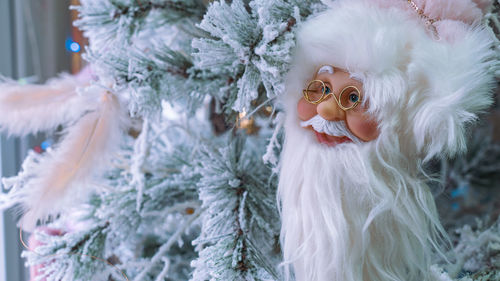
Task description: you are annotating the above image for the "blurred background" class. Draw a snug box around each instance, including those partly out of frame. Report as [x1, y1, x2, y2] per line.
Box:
[0, 1, 85, 280]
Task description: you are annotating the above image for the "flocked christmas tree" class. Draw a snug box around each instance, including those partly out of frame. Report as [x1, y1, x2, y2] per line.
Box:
[0, 0, 499, 280]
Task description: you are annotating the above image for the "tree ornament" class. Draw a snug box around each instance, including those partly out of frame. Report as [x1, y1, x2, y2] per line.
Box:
[278, 0, 498, 280]
[237, 111, 260, 135]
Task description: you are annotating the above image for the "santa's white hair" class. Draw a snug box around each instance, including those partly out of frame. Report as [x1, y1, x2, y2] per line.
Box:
[278, 0, 497, 280]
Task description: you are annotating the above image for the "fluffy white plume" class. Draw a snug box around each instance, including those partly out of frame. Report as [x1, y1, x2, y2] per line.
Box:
[14, 89, 128, 231]
[0, 73, 95, 136]
[408, 24, 497, 160]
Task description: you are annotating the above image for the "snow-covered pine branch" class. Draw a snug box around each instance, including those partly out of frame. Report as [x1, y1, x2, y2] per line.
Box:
[85, 42, 222, 117]
[192, 0, 326, 113]
[21, 120, 204, 280]
[22, 221, 111, 281]
[74, 0, 325, 118]
[191, 134, 280, 281]
[73, 0, 206, 49]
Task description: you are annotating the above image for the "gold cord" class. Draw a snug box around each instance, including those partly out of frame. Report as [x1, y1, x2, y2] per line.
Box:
[407, 0, 438, 25]
[406, 0, 440, 37]
[20, 227, 129, 281]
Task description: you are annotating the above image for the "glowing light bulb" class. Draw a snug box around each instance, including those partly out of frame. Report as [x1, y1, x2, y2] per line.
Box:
[70, 42, 80, 52]
[41, 139, 53, 150]
[65, 38, 81, 53]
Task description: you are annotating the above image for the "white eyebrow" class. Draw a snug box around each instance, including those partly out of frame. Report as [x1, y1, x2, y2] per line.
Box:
[317, 65, 334, 75]
[349, 72, 365, 82]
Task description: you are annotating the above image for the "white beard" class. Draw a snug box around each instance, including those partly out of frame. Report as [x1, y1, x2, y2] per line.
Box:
[278, 116, 446, 281]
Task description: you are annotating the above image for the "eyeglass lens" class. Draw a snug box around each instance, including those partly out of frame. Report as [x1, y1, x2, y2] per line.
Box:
[305, 80, 326, 102]
[305, 80, 361, 110]
[338, 86, 361, 109]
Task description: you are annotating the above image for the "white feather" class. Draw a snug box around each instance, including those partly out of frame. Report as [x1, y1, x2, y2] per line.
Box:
[19, 90, 128, 231]
[0, 74, 95, 136]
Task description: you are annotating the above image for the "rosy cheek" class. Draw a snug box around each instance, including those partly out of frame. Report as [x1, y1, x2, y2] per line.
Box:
[297, 98, 317, 121]
[346, 114, 379, 141]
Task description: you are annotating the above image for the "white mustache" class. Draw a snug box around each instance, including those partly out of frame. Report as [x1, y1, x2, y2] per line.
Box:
[300, 115, 362, 144]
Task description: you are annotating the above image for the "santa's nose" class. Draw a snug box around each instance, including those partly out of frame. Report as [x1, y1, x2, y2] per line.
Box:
[316, 95, 345, 121]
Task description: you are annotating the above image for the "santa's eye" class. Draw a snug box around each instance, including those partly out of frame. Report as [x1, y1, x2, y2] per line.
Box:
[339, 86, 362, 110]
[324, 86, 331, 94]
[349, 93, 359, 103]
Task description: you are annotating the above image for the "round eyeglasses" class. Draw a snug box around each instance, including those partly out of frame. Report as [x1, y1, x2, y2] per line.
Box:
[302, 79, 363, 111]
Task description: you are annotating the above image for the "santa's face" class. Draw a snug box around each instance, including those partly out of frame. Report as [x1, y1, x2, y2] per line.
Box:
[280, 65, 426, 281]
[297, 66, 379, 145]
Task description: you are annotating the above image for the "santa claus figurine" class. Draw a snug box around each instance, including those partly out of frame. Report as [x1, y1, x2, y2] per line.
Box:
[278, 0, 497, 280]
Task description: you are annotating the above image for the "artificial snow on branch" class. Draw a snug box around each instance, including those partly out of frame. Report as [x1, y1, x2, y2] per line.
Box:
[73, 0, 206, 48]
[191, 134, 280, 281]
[192, 0, 325, 113]
[20, 119, 203, 280]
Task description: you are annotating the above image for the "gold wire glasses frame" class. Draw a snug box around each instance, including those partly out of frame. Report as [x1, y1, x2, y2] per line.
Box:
[302, 79, 363, 111]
